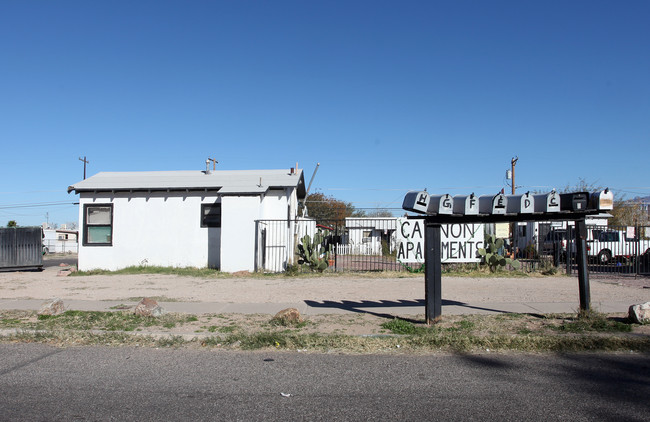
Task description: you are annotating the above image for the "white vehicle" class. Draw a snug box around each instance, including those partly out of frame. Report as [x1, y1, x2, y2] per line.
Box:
[587, 229, 650, 264]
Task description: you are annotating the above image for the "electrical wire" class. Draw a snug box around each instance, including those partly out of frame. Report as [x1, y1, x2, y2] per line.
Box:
[0, 201, 76, 210]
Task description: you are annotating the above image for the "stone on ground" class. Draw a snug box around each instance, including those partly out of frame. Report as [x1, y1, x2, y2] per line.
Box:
[134, 297, 166, 317]
[273, 308, 303, 324]
[38, 298, 66, 316]
[628, 302, 650, 324]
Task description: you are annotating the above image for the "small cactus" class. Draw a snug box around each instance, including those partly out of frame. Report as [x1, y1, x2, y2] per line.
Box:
[477, 234, 521, 272]
[297, 231, 330, 272]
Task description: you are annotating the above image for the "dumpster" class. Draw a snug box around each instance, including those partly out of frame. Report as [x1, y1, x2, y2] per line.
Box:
[0, 227, 43, 271]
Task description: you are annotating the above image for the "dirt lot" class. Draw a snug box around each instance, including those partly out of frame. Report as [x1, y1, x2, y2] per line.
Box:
[2, 256, 650, 344]
[1, 256, 649, 306]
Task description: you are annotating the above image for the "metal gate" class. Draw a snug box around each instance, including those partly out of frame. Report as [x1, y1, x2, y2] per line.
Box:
[542, 224, 650, 276]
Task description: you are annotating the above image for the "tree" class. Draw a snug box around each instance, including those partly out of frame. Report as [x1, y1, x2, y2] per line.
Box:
[302, 193, 366, 222]
[608, 197, 650, 227]
[559, 179, 648, 227]
[6, 220, 17, 228]
[559, 178, 604, 194]
[366, 209, 394, 217]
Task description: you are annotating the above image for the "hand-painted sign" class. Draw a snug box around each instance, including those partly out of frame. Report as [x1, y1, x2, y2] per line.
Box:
[396, 218, 484, 263]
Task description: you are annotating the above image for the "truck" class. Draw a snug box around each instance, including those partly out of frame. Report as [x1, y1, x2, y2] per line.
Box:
[587, 229, 650, 264]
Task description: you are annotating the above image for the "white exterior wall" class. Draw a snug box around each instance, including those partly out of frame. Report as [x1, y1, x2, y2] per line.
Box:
[220, 196, 261, 272]
[220, 189, 298, 272]
[78, 192, 220, 271]
[77, 187, 300, 272]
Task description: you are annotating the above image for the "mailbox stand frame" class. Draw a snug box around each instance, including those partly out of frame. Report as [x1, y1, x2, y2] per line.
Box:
[417, 211, 598, 324]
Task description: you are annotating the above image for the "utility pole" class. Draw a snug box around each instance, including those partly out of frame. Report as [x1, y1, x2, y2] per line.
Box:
[79, 156, 89, 179]
[509, 156, 518, 259]
[511, 156, 518, 195]
[207, 158, 218, 171]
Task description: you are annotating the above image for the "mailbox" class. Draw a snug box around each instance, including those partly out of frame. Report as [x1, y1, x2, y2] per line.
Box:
[589, 189, 614, 211]
[402, 191, 430, 214]
[427, 194, 454, 215]
[533, 191, 560, 213]
[506, 192, 534, 214]
[560, 192, 589, 211]
[453, 194, 479, 215]
[479, 194, 507, 215]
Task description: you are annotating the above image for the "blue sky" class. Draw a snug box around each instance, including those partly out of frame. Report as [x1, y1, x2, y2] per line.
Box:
[1, 0, 648, 226]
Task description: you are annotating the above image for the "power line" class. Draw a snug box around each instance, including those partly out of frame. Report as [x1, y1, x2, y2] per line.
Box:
[0, 201, 77, 210]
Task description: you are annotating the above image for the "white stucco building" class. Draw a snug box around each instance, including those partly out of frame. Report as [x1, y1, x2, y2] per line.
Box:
[42, 226, 78, 254]
[68, 168, 306, 272]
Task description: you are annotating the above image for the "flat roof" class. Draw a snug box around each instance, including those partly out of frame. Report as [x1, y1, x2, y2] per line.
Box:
[68, 169, 306, 198]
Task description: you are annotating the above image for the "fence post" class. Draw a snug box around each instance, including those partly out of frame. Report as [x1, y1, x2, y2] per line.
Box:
[634, 221, 645, 279]
[575, 219, 591, 312]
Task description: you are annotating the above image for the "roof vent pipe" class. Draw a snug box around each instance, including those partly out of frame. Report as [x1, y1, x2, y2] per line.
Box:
[205, 159, 211, 174]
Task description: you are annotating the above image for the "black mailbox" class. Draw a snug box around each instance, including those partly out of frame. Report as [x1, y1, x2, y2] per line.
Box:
[560, 192, 589, 211]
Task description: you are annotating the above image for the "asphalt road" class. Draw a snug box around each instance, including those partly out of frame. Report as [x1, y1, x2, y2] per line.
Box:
[1, 344, 648, 421]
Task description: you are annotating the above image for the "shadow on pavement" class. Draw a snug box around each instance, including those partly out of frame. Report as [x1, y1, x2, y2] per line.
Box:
[303, 299, 511, 322]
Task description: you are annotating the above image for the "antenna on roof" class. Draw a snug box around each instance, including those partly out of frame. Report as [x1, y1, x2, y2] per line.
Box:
[302, 163, 320, 217]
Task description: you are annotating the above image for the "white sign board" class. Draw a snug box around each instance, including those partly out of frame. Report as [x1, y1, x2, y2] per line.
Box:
[396, 218, 484, 263]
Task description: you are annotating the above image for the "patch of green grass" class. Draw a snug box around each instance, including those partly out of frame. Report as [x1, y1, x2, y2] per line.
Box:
[72, 266, 223, 278]
[553, 312, 632, 333]
[455, 320, 475, 331]
[156, 335, 187, 347]
[0, 318, 23, 326]
[123, 296, 183, 303]
[381, 318, 425, 335]
[109, 304, 132, 310]
[270, 318, 307, 328]
[12, 310, 198, 332]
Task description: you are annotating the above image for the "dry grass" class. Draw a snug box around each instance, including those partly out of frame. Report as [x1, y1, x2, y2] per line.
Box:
[1, 309, 648, 353]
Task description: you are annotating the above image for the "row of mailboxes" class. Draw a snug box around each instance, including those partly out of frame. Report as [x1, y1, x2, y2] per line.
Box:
[403, 189, 613, 216]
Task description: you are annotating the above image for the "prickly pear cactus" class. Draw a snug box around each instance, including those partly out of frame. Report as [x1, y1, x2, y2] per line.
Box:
[477, 234, 521, 272]
[297, 231, 330, 272]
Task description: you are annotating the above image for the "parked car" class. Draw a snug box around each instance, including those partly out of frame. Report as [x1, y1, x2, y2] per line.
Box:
[587, 229, 650, 264]
[541, 228, 575, 259]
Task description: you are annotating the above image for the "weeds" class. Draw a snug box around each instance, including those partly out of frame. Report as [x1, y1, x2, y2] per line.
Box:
[553, 311, 632, 333]
[1, 310, 647, 353]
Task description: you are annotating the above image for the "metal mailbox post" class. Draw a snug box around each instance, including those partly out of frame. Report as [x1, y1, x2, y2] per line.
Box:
[403, 190, 612, 324]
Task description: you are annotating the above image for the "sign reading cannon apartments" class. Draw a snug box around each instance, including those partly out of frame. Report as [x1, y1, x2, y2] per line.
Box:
[396, 218, 484, 264]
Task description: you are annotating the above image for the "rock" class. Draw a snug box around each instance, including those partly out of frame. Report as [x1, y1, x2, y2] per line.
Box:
[59, 263, 69, 267]
[134, 297, 166, 317]
[38, 298, 65, 316]
[232, 270, 251, 277]
[273, 308, 303, 325]
[57, 269, 71, 277]
[629, 302, 650, 324]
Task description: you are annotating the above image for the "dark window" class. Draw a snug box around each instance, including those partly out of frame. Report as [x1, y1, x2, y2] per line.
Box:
[201, 203, 221, 228]
[83, 204, 113, 246]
